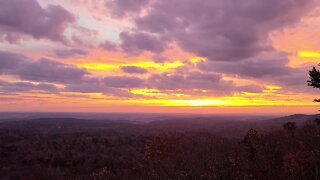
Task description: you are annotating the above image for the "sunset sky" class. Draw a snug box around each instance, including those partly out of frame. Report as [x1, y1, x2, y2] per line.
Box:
[1, 0, 320, 115]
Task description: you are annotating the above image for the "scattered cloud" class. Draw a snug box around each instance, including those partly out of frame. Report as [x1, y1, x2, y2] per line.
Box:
[0, 0, 75, 43]
[197, 52, 294, 78]
[119, 0, 317, 61]
[120, 31, 167, 54]
[0, 51, 89, 83]
[103, 76, 144, 88]
[1, 0, 320, 109]
[121, 66, 148, 74]
[105, 0, 151, 18]
[100, 40, 118, 51]
[51, 49, 88, 58]
[0, 80, 60, 94]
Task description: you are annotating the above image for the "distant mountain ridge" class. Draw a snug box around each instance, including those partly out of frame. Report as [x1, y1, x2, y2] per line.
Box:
[0, 113, 319, 139]
[263, 114, 320, 125]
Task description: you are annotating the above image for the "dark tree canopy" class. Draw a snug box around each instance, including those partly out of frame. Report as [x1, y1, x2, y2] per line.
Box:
[308, 66, 320, 88]
[308, 66, 320, 102]
[283, 122, 296, 132]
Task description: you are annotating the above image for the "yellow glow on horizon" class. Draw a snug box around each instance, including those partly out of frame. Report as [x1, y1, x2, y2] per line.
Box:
[78, 61, 184, 71]
[117, 96, 314, 107]
[298, 51, 320, 58]
[80, 64, 118, 70]
[1, 91, 316, 112]
[264, 85, 281, 93]
[190, 57, 205, 63]
[169, 99, 228, 106]
[131, 89, 168, 97]
[137, 61, 184, 69]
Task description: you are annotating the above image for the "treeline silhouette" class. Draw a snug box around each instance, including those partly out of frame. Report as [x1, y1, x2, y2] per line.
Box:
[0, 118, 320, 179]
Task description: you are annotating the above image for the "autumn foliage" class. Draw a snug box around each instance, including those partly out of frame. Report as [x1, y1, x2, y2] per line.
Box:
[0, 118, 320, 179]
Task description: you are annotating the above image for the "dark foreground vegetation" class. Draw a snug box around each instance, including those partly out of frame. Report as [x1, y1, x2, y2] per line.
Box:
[0, 115, 320, 180]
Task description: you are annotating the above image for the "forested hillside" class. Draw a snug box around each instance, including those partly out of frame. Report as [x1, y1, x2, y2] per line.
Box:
[0, 117, 320, 179]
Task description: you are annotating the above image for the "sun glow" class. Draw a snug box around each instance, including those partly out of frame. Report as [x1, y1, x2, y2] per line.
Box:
[190, 57, 206, 63]
[169, 99, 228, 106]
[80, 64, 118, 70]
[78, 61, 184, 71]
[264, 85, 281, 93]
[131, 89, 168, 97]
[298, 51, 320, 58]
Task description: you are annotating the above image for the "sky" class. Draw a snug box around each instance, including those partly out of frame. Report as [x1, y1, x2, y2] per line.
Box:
[0, 0, 320, 115]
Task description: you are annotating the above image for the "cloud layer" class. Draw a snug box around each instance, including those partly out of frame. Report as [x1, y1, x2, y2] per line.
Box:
[0, 0, 319, 109]
[0, 80, 59, 94]
[0, 0, 75, 43]
[0, 51, 88, 83]
[119, 0, 317, 61]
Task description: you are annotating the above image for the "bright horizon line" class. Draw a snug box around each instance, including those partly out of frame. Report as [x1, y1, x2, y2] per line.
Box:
[1, 105, 319, 116]
[1, 0, 320, 112]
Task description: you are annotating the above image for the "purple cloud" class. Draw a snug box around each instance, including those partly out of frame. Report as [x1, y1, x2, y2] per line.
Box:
[0, 0, 75, 43]
[64, 79, 138, 98]
[0, 51, 26, 71]
[64, 78, 102, 93]
[65, 84, 102, 93]
[236, 85, 265, 94]
[147, 72, 234, 91]
[51, 49, 88, 59]
[15, 59, 89, 83]
[0, 51, 89, 84]
[152, 54, 168, 63]
[103, 76, 144, 88]
[120, 31, 167, 54]
[0, 80, 60, 94]
[197, 51, 312, 93]
[197, 52, 294, 78]
[121, 66, 148, 74]
[106, 0, 150, 18]
[117, 0, 317, 61]
[100, 40, 118, 51]
[63, 70, 264, 97]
